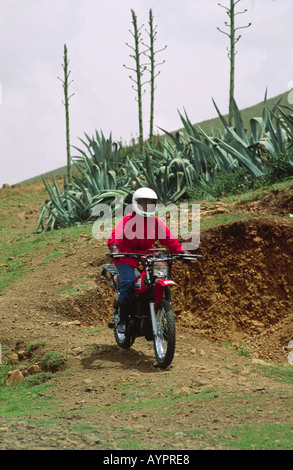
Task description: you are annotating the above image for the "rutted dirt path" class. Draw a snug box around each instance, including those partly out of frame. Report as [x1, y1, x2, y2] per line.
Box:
[0, 182, 292, 450]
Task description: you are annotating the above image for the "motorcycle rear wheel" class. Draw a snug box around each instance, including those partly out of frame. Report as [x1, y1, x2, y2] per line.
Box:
[154, 299, 176, 368]
[114, 307, 135, 349]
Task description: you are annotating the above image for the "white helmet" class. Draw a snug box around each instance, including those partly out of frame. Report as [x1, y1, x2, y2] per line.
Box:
[132, 187, 158, 218]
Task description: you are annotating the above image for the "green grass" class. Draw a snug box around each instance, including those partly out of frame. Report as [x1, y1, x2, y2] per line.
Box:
[115, 428, 143, 450]
[55, 280, 93, 299]
[197, 178, 292, 230]
[217, 423, 293, 450]
[76, 386, 219, 416]
[84, 326, 106, 335]
[0, 348, 62, 418]
[0, 369, 292, 449]
[54, 384, 292, 450]
[0, 381, 59, 418]
[253, 363, 293, 385]
[0, 221, 94, 295]
[200, 211, 250, 229]
[0, 364, 14, 387]
[221, 341, 252, 357]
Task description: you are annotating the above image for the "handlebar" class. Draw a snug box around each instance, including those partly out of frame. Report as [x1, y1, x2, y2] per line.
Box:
[107, 251, 203, 261]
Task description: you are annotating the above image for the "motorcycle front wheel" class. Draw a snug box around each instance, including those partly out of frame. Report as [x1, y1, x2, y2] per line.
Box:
[154, 299, 176, 368]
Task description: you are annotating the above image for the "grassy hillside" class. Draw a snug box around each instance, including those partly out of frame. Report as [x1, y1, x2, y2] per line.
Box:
[194, 90, 293, 135]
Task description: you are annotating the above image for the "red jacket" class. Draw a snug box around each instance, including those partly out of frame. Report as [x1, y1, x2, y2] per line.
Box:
[108, 211, 183, 267]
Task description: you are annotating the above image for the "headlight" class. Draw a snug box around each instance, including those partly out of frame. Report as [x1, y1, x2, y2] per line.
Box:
[152, 261, 168, 278]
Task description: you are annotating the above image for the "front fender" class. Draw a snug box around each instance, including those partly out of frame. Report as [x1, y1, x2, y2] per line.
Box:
[153, 279, 177, 306]
[155, 280, 177, 288]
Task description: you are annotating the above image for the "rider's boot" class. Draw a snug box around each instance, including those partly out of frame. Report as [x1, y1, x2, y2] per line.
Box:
[118, 303, 129, 333]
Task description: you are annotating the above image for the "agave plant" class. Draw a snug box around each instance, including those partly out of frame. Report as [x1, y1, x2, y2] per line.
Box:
[37, 173, 131, 232]
[124, 142, 196, 205]
[36, 176, 89, 231]
[37, 99, 293, 232]
[73, 130, 129, 188]
[72, 153, 118, 194]
[37, 131, 132, 232]
[74, 130, 121, 165]
[174, 94, 293, 187]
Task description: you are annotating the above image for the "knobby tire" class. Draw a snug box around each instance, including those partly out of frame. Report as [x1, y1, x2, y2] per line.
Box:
[154, 299, 176, 368]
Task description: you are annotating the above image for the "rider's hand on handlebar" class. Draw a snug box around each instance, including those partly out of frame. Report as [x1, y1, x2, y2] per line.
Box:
[109, 244, 121, 258]
[180, 250, 192, 256]
[180, 250, 197, 263]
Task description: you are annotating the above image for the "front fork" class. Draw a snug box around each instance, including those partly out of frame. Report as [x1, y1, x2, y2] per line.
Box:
[149, 286, 171, 338]
[149, 301, 157, 337]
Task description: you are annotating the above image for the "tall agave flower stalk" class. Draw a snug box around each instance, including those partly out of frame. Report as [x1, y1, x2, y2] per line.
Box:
[217, 1, 251, 126]
[58, 44, 75, 183]
[144, 9, 167, 144]
[124, 10, 148, 152]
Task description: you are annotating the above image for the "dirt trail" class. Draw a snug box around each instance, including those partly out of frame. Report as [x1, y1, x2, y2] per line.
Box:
[0, 182, 292, 450]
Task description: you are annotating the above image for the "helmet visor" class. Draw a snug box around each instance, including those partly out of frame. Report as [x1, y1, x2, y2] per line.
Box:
[136, 198, 157, 213]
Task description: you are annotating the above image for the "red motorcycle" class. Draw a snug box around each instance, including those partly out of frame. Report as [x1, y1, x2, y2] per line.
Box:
[102, 249, 202, 368]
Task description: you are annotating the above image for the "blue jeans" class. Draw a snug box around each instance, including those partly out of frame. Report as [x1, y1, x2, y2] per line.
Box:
[116, 264, 137, 305]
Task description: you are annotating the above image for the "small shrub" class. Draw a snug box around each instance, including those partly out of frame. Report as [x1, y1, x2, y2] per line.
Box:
[208, 169, 253, 198]
[25, 372, 54, 387]
[41, 351, 68, 372]
[188, 169, 253, 200]
[262, 149, 293, 185]
[26, 341, 47, 354]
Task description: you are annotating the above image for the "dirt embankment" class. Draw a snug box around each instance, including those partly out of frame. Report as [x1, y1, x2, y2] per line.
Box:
[175, 217, 293, 359]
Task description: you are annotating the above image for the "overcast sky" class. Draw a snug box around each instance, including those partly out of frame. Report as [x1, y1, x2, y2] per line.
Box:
[0, 0, 293, 186]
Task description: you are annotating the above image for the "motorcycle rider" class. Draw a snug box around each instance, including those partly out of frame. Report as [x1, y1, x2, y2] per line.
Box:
[108, 187, 187, 333]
